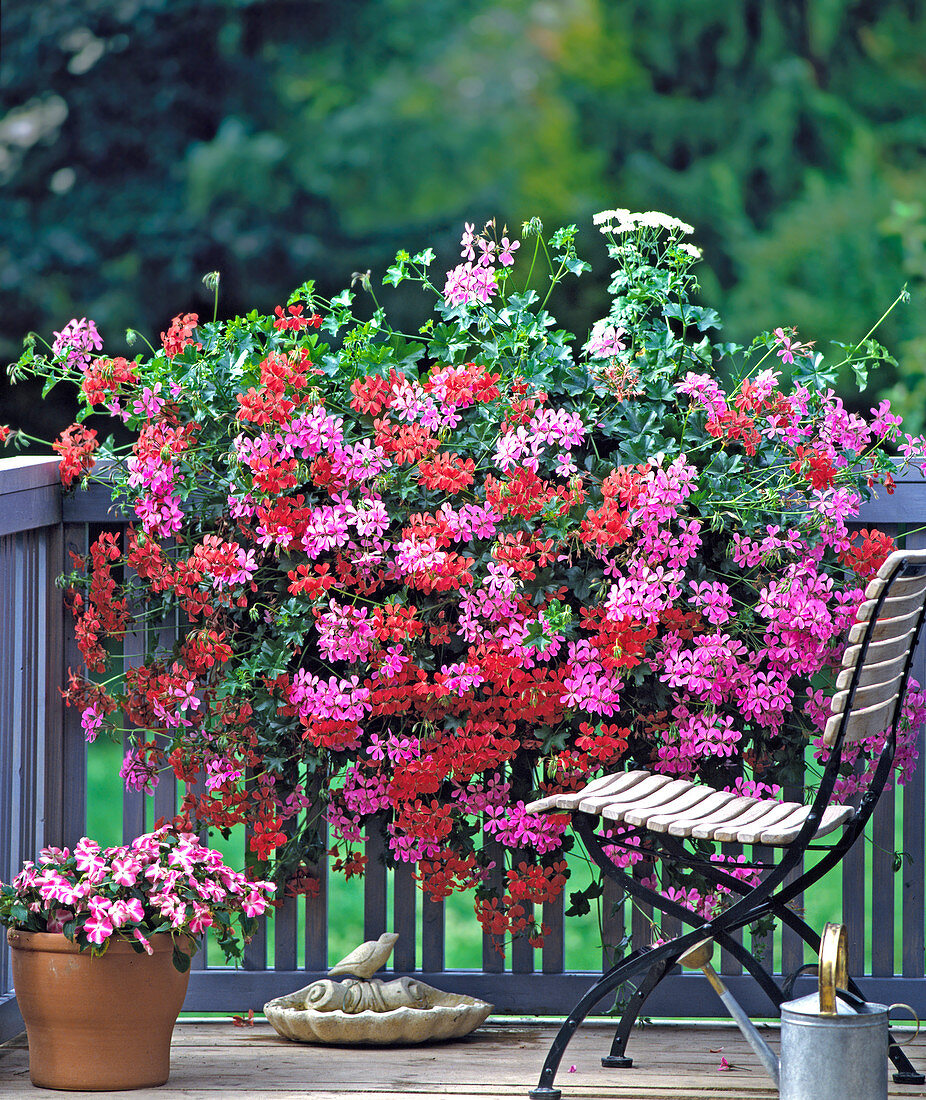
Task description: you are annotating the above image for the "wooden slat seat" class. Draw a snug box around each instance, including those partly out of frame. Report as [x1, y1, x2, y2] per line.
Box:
[525, 771, 853, 846]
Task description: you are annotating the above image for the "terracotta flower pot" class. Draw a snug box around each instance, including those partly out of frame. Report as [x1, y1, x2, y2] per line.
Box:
[8, 929, 192, 1090]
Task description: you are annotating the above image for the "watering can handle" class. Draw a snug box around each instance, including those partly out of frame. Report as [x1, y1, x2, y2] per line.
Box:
[818, 922, 849, 1016]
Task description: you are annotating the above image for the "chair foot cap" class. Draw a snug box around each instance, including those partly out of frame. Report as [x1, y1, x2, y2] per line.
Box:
[601, 1055, 633, 1068]
[528, 1089, 562, 1099]
[893, 1071, 925, 1085]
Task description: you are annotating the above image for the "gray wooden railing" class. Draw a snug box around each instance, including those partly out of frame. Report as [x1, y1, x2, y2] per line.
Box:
[2, 455, 926, 1042]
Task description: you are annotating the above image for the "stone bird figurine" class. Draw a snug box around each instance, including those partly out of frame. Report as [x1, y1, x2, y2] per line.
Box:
[328, 933, 400, 979]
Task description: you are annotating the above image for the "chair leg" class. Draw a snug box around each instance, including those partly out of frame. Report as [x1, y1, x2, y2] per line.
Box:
[774, 904, 925, 1085]
[528, 937, 700, 1099]
[600, 922, 785, 1069]
[601, 955, 672, 1068]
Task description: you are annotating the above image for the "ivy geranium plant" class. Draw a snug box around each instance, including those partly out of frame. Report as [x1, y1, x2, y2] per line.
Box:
[0, 827, 275, 969]
[6, 209, 926, 941]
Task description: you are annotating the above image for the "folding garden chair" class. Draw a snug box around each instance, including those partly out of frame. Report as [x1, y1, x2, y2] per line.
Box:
[525, 548, 926, 1098]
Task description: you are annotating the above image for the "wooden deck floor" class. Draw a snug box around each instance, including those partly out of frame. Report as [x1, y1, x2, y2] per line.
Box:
[3, 1018, 925, 1099]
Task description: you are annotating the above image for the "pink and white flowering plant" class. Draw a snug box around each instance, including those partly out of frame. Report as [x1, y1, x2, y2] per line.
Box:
[6, 210, 926, 944]
[0, 826, 275, 970]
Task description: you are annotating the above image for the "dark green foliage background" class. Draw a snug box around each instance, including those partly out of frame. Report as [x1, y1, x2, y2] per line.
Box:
[2, 0, 926, 440]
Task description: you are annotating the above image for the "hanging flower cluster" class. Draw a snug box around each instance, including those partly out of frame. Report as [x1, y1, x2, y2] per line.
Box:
[9, 212, 926, 944]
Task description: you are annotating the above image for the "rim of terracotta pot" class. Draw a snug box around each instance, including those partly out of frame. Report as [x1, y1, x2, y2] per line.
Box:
[7, 928, 192, 956]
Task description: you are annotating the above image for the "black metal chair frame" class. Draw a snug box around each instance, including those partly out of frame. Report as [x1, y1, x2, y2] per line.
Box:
[529, 552, 926, 1099]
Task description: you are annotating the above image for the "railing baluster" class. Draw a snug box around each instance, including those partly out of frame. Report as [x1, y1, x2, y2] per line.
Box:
[363, 821, 387, 944]
[304, 837, 328, 971]
[541, 892, 565, 975]
[780, 780, 805, 975]
[903, 527, 926, 978]
[511, 848, 534, 974]
[392, 861, 417, 971]
[43, 522, 65, 849]
[20, 533, 37, 866]
[871, 786, 895, 976]
[421, 892, 444, 973]
[0, 535, 15, 1005]
[601, 873, 625, 971]
[11, 537, 24, 876]
[273, 894, 299, 972]
[152, 733, 177, 828]
[61, 522, 87, 848]
[750, 843, 774, 977]
[482, 834, 505, 972]
[719, 842, 743, 977]
[843, 837, 866, 974]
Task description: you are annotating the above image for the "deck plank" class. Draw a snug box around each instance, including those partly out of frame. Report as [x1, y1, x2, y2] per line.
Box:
[2, 1020, 924, 1098]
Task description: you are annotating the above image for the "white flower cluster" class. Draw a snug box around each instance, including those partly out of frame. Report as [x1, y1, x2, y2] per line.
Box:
[592, 208, 695, 237]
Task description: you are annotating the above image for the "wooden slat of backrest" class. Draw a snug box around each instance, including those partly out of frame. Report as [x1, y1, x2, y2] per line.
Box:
[830, 672, 905, 715]
[0, 538, 18, 876]
[824, 695, 901, 746]
[33, 529, 54, 854]
[854, 578, 926, 622]
[511, 900, 534, 973]
[121, 728, 146, 840]
[660, 909, 681, 954]
[840, 627, 918, 674]
[902, 532, 926, 978]
[847, 605, 923, 646]
[836, 651, 908, 691]
[871, 784, 895, 976]
[153, 732, 178, 828]
[151, 587, 180, 833]
[243, 910, 268, 970]
[392, 861, 417, 972]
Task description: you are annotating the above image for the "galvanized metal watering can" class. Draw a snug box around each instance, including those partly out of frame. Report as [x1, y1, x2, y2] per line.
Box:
[680, 924, 918, 1100]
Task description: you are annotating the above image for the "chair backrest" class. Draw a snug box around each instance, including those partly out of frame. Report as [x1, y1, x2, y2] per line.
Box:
[824, 549, 926, 747]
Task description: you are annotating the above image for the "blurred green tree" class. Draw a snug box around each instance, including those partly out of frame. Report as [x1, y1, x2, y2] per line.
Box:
[2, 0, 924, 437]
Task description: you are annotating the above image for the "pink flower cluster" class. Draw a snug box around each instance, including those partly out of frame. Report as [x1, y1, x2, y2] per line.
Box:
[443, 223, 519, 308]
[52, 317, 103, 372]
[2, 828, 274, 961]
[494, 408, 586, 472]
[127, 451, 185, 537]
[483, 801, 568, 855]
